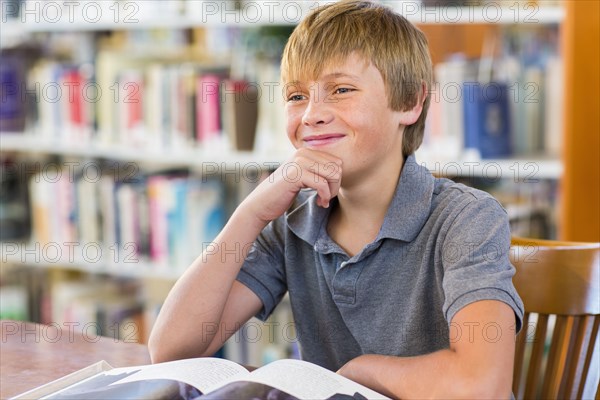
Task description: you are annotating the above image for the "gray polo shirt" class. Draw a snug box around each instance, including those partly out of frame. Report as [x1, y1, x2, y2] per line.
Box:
[237, 154, 524, 371]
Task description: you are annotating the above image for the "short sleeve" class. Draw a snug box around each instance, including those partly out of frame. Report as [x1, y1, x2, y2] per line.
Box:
[236, 218, 288, 321]
[441, 197, 524, 333]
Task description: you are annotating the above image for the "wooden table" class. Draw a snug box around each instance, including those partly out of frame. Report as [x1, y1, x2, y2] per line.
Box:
[0, 320, 151, 399]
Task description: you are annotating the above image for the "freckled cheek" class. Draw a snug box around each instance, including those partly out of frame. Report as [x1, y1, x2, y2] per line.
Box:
[354, 122, 388, 155]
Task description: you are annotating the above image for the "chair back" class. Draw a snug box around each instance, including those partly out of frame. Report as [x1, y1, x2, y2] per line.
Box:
[510, 237, 600, 399]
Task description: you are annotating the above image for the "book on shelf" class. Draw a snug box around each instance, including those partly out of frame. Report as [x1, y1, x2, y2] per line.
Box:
[0, 157, 31, 241]
[0, 285, 29, 321]
[254, 60, 290, 155]
[3, 28, 292, 155]
[0, 52, 27, 132]
[47, 277, 145, 342]
[426, 56, 562, 160]
[513, 65, 544, 155]
[428, 56, 469, 160]
[543, 56, 563, 157]
[13, 357, 389, 400]
[0, 266, 149, 342]
[0, 264, 49, 323]
[27, 166, 226, 273]
[422, 23, 562, 161]
[95, 50, 145, 146]
[221, 79, 259, 151]
[24, 49, 270, 152]
[196, 73, 222, 145]
[116, 69, 145, 147]
[462, 81, 512, 159]
[28, 60, 94, 143]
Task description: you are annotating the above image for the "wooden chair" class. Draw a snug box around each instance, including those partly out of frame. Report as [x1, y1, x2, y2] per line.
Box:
[510, 236, 600, 399]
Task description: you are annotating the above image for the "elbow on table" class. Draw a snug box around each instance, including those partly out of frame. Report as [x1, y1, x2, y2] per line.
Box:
[147, 331, 170, 364]
[148, 330, 214, 364]
[147, 339, 189, 364]
[147, 329, 185, 364]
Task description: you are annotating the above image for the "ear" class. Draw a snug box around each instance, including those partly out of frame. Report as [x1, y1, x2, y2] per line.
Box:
[398, 81, 427, 125]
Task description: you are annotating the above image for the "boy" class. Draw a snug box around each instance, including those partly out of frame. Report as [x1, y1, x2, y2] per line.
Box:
[149, 1, 524, 398]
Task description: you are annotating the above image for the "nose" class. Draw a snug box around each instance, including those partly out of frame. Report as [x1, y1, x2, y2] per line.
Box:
[301, 94, 334, 127]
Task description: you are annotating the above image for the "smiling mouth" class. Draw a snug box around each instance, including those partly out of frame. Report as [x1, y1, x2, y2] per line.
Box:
[303, 134, 346, 147]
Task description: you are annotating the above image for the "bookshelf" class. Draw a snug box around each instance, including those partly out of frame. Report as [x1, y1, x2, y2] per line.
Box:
[1, 0, 581, 365]
[1, 242, 183, 280]
[0, 133, 291, 168]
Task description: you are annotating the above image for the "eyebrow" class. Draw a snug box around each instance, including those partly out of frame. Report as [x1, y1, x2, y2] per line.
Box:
[319, 72, 361, 81]
[284, 72, 361, 89]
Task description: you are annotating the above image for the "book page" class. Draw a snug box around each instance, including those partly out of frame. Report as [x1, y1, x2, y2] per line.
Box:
[109, 358, 249, 393]
[13, 361, 113, 400]
[39, 358, 249, 399]
[213, 359, 390, 399]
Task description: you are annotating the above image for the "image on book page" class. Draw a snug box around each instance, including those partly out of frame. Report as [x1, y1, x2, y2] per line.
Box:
[201, 380, 370, 400]
[43, 377, 202, 400]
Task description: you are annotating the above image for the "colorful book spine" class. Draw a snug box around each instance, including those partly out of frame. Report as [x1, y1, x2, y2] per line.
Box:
[197, 74, 222, 144]
[118, 70, 145, 146]
[147, 175, 169, 267]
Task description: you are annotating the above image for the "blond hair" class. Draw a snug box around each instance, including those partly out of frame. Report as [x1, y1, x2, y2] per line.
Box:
[281, 0, 433, 157]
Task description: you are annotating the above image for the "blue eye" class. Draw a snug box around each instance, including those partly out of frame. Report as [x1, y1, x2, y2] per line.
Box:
[288, 94, 306, 102]
[334, 87, 353, 94]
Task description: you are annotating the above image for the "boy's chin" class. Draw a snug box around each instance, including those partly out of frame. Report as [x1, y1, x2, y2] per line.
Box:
[300, 143, 344, 156]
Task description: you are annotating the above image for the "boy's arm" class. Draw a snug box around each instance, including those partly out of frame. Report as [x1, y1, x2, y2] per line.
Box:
[148, 148, 342, 363]
[148, 209, 266, 363]
[337, 299, 516, 399]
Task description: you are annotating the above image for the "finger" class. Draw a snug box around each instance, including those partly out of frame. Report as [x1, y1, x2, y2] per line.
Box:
[297, 169, 333, 208]
[294, 154, 342, 185]
[321, 161, 342, 199]
[294, 157, 342, 207]
[282, 150, 343, 208]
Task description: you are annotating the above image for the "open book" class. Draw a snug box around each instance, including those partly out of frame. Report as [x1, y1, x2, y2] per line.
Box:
[12, 358, 390, 400]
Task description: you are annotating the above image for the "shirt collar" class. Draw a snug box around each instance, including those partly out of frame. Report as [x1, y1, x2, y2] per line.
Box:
[377, 154, 435, 242]
[286, 190, 331, 247]
[286, 154, 435, 246]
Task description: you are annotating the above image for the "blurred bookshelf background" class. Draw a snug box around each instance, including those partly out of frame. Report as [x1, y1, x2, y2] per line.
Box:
[0, 0, 598, 367]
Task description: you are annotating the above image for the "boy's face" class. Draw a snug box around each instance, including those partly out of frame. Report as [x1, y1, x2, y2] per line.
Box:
[284, 53, 406, 186]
